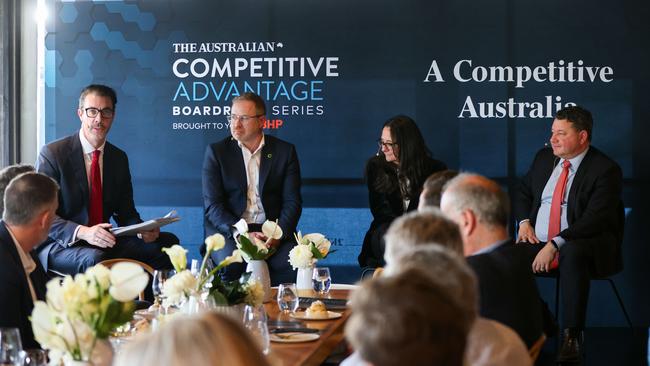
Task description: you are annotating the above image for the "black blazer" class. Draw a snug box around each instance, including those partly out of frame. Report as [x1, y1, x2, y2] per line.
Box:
[358, 156, 447, 267]
[0, 221, 48, 349]
[514, 146, 624, 277]
[202, 135, 302, 241]
[36, 133, 142, 269]
[467, 240, 544, 348]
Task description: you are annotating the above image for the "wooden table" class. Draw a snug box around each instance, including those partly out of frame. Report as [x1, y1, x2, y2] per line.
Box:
[265, 289, 351, 366]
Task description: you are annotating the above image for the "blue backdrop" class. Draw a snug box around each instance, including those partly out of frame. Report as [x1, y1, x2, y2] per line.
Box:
[43, 0, 649, 327]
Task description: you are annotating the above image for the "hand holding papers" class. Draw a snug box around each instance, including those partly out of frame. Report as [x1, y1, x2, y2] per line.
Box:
[110, 210, 180, 237]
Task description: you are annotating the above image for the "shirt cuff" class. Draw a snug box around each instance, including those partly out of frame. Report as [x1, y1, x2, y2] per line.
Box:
[233, 219, 249, 236]
[552, 236, 566, 249]
[71, 225, 82, 247]
[518, 219, 530, 227]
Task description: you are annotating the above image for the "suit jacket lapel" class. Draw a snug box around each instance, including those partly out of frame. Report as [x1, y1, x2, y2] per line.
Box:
[70, 136, 90, 207]
[259, 137, 273, 193]
[566, 147, 593, 222]
[228, 138, 248, 194]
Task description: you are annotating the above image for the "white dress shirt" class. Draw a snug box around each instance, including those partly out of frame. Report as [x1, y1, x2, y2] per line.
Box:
[233, 135, 267, 234]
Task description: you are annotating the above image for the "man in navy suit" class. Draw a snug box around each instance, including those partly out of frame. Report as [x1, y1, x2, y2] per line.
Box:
[0, 172, 56, 349]
[36, 84, 175, 275]
[202, 92, 302, 285]
[514, 106, 624, 362]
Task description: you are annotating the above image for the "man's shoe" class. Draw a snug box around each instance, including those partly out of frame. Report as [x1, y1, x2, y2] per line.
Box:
[557, 328, 583, 363]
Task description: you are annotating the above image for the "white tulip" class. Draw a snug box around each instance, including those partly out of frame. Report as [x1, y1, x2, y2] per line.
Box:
[85, 264, 111, 291]
[109, 262, 149, 302]
[204, 233, 226, 253]
[304, 233, 331, 256]
[162, 245, 188, 273]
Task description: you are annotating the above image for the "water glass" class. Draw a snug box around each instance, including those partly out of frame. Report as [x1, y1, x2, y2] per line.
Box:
[312, 267, 332, 295]
[242, 305, 270, 355]
[276, 283, 299, 313]
[152, 269, 175, 312]
[0, 328, 23, 366]
[19, 349, 47, 366]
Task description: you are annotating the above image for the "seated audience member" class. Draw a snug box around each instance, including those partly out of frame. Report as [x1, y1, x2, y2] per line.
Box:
[440, 173, 545, 348]
[345, 267, 472, 366]
[418, 169, 459, 209]
[0, 172, 57, 349]
[36, 84, 176, 275]
[114, 311, 270, 366]
[202, 92, 301, 285]
[359, 115, 446, 268]
[383, 208, 463, 265]
[385, 246, 532, 366]
[514, 106, 624, 362]
[0, 164, 35, 217]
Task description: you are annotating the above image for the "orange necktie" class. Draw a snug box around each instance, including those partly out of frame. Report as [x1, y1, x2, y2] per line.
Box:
[548, 160, 571, 269]
[88, 150, 103, 226]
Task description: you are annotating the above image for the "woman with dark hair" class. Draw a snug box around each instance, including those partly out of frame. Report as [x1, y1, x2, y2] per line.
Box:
[358, 115, 447, 268]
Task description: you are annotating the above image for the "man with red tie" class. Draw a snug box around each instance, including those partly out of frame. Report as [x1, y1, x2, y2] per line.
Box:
[36, 84, 176, 275]
[515, 106, 624, 363]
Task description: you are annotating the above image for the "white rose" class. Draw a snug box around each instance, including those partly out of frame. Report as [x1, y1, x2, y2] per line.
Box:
[204, 233, 225, 253]
[162, 245, 188, 273]
[288, 244, 314, 269]
[262, 220, 283, 240]
[109, 262, 149, 302]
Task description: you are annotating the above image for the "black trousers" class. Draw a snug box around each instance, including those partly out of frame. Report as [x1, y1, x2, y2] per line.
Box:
[520, 240, 593, 329]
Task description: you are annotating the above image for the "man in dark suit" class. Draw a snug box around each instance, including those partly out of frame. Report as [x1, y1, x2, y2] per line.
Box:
[202, 92, 301, 285]
[514, 106, 624, 362]
[36, 84, 175, 275]
[0, 172, 56, 349]
[440, 173, 545, 349]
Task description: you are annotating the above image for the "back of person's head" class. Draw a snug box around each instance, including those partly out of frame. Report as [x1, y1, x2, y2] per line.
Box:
[441, 173, 510, 229]
[0, 164, 35, 217]
[384, 208, 463, 265]
[2, 172, 58, 225]
[114, 312, 270, 366]
[232, 92, 266, 115]
[346, 267, 471, 366]
[555, 105, 593, 141]
[384, 245, 478, 319]
[419, 169, 459, 209]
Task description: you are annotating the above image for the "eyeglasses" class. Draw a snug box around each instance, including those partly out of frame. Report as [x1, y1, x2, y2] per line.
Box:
[84, 107, 114, 118]
[377, 139, 398, 149]
[227, 114, 261, 123]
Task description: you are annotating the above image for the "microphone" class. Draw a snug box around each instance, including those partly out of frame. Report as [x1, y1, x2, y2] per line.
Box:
[375, 147, 382, 157]
[544, 142, 549, 147]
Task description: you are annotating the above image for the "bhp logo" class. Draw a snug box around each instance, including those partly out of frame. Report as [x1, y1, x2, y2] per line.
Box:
[264, 119, 284, 129]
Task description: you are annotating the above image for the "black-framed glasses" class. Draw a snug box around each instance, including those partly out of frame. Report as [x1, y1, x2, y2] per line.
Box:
[84, 107, 114, 118]
[227, 114, 261, 123]
[377, 139, 398, 149]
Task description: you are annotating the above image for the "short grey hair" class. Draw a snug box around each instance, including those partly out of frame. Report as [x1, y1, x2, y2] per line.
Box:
[2, 172, 59, 225]
[442, 173, 510, 228]
[384, 245, 478, 318]
[384, 208, 463, 265]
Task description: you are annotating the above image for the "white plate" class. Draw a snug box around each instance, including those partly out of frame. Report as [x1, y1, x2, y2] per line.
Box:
[270, 332, 320, 343]
[290, 311, 342, 320]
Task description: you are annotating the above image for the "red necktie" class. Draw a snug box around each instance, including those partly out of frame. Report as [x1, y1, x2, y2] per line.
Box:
[548, 160, 571, 269]
[88, 150, 103, 226]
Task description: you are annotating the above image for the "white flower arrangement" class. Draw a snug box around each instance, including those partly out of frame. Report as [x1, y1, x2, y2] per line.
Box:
[31, 262, 148, 362]
[288, 231, 334, 269]
[236, 220, 283, 261]
[161, 235, 262, 307]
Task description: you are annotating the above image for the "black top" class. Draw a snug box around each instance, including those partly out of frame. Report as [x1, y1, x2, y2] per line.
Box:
[358, 155, 446, 267]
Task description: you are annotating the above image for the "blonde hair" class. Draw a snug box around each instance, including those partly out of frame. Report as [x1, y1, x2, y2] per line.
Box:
[114, 311, 271, 366]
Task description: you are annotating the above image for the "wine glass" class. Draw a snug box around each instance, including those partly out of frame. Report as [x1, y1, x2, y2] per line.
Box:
[152, 269, 175, 314]
[242, 305, 270, 355]
[0, 328, 23, 366]
[276, 283, 299, 313]
[312, 267, 332, 295]
[19, 349, 48, 366]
